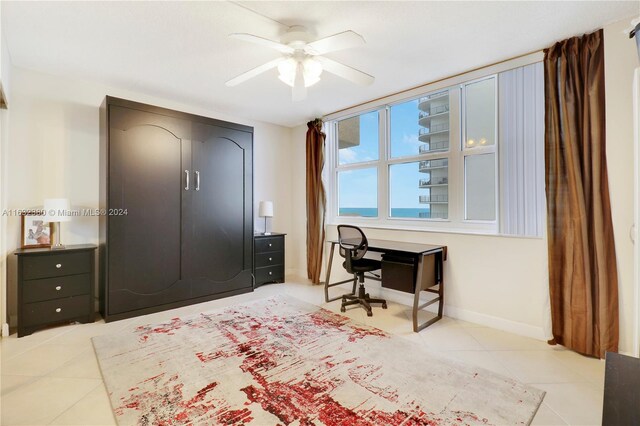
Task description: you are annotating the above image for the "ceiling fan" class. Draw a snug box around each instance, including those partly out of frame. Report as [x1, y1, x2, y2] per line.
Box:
[226, 26, 374, 101]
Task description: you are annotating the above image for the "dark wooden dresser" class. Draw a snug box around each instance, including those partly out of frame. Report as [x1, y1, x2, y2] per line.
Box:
[253, 233, 286, 287]
[15, 244, 96, 337]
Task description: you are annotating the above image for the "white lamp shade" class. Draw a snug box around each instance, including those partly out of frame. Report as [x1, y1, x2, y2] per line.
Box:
[44, 198, 72, 222]
[258, 201, 273, 218]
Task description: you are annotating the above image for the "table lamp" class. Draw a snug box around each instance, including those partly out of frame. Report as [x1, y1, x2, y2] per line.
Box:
[44, 198, 71, 249]
[258, 201, 273, 235]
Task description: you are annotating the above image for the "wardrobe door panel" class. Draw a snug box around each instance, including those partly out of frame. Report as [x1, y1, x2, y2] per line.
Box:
[188, 123, 253, 296]
[108, 106, 188, 315]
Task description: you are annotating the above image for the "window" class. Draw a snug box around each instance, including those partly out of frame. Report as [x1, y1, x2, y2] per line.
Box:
[337, 111, 379, 165]
[335, 110, 381, 218]
[464, 154, 496, 220]
[389, 93, 449, 158]
[338, 168, 378, 217]
[462, 77, 497, 221]
[389, 92, 450, 220]
[326, 64, 544, 236]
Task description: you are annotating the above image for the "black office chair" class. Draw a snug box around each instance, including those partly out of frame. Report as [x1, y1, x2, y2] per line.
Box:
[337, 225, 387, 316]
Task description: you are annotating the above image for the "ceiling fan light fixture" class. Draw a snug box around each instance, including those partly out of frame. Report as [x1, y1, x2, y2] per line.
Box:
[227, 26, 373, 100]
[277, 58, 297, 84]
[277, 57, 323, 88]
[303, 57, 323, 86]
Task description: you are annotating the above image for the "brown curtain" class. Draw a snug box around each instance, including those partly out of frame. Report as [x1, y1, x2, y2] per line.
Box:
[306, 118, 326, 284]
[544, 29, 618, 358]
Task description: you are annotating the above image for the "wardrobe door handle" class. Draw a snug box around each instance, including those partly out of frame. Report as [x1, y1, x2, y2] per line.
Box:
[184, 170, 190, 191]
[195, 171, 200, 191]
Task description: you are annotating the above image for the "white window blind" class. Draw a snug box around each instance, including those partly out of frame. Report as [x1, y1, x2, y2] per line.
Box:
[498, 62, 545, 237]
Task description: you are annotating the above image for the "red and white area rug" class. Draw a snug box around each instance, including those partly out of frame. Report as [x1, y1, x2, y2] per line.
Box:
[93, 295, 544, 425]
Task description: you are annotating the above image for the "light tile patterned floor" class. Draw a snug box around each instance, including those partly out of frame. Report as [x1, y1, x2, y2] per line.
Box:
[0, 280, 604, 425]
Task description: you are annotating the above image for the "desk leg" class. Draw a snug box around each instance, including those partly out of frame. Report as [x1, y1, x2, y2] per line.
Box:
[412, 251, 444, 332]
[323, 242, 335, 302]
[412, 254, 424, 332]
[323, 242, 357, 303]
[437, 252, 444, 318]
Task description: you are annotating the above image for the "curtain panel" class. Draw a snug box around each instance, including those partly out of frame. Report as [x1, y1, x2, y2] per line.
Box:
[544, 29, 619, 358]
[306, 119, 326, 284]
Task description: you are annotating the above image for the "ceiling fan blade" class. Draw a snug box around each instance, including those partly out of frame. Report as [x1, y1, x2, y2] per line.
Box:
[230, 33, 294, 54]
[225, 58, 285, 87]
[315, 56, 374, 86]
[305, 31, 365, 55]
[292, 62, 307, 102]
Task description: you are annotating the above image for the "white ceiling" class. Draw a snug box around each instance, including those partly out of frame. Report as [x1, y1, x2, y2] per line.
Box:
[3, 1, 638, 127]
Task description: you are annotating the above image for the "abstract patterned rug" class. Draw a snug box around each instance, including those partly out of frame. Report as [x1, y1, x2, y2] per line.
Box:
[93, 295, 544, 425]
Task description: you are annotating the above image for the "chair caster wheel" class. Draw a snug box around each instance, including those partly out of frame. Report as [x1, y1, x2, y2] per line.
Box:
[382, 303, 387, 309]
[340, 306, 346, 313]
[367, 311, 373, 317]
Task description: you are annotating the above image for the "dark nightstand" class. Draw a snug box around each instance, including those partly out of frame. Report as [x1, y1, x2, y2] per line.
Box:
[14, 244, 97, 337]
[253, 233, 286, 288]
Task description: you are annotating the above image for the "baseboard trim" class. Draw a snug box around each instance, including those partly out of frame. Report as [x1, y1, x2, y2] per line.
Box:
[1, 323, 9, 337]
[375, 286, 547, 341]
[442, 305, 547, 341]
[285, 269, 310, 281]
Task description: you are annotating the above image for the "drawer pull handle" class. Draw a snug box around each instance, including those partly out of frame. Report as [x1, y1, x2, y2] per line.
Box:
[55, 264, 62, 269]
[55, 286, 62, 291]
[269, 257, 273, 261]
[268, 243, 272, 247]
[269, 271, 273, 275]
[55, 308, 62, 313]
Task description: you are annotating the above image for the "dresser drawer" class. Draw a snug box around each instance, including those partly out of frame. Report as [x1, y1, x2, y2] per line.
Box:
[22, 295, 91, 327]
[255, 236, 284, 253]
[23, 252, 91, 280]
[255, 265, 284, 284]
[255, 251, 284, 268]
[23, 274, 91, 304]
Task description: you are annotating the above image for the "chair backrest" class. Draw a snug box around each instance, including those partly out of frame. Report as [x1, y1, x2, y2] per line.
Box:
[337, 225, 369, 262]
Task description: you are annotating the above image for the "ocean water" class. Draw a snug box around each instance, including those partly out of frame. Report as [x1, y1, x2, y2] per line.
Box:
[339, 207, 429, 218]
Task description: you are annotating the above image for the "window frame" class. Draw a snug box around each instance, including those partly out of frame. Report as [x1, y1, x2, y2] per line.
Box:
[326, 75, 500, 235]
[386, 90, 454, 222]
[330, 107, 384, 222]
[323, 52, 546, 237]
[460, 75, 499, 225]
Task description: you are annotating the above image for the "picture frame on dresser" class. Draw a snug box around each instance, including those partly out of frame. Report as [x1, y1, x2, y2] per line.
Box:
[20, 212, 51, 249]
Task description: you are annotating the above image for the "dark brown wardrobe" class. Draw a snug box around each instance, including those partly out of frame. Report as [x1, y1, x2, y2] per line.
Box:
[99, 97, 253, 322]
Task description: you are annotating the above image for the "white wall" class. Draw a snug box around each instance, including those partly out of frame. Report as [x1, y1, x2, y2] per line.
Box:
[0, 2, 11, 335]
[290, 17, 640, 351]
[604, 17, 640, 355]
[2, 66, 295, 327]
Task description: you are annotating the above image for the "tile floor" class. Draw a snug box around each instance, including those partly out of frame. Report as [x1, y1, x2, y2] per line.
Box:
[1, 280, 605, 425]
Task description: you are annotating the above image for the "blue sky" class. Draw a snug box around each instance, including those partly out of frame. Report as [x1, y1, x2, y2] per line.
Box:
[338, 101, 435, 210]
